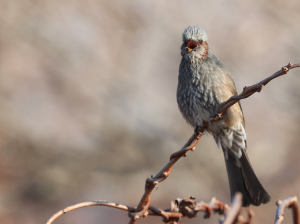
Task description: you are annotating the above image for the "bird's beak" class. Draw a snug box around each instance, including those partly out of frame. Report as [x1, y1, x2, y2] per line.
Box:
[186, 40, 198, 52]
[186, 47, 193, 52]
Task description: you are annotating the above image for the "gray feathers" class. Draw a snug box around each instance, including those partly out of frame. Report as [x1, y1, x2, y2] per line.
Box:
[177, 50, 229, 126]
[182, 26, 208, 42]
[225, 149, 270, 206]
[177, 26, 270, 207]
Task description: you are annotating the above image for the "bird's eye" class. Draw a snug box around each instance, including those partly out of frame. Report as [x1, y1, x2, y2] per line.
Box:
[199, 40, 203, 45]
[187, 40, 198, 49]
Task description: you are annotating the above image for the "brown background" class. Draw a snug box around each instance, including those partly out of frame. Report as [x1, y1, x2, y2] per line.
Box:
[0, 0, 300, 224]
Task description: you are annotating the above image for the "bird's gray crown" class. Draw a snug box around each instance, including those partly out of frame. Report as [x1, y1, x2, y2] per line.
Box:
[182, 26, 208, 42]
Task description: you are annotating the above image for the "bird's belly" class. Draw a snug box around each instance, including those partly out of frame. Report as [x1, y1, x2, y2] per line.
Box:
[191, 106, 211, 126]
[177, 84, 219, 128]
[178, 95, 217, 127]
[192, 105, 225, 134]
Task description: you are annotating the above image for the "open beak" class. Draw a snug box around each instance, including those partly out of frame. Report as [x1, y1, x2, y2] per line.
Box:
[186, 40, 198, 52]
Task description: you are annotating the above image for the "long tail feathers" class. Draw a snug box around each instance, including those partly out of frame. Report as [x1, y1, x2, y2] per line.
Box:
[224, 148, 271, 207]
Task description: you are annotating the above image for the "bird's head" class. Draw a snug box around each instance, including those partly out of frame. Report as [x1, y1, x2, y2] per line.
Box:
[181, 26, 209, 60]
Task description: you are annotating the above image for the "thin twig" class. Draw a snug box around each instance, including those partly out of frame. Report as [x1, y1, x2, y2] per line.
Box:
[222, 193, 243, 224]
[221, 63, 300, 112]
[149, 196, 230, 223]
[128, 201, 150, 221]
[247, 207, 255, 224]
[128, 133, 199, 224]
[275, 196, 299, 224]
[147, 205, 183, 221]
[45, 196, 231, 224]
[45, 201, 136, 224]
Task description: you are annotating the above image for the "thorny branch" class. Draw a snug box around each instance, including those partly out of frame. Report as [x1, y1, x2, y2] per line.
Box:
[45, 63, 300, 224]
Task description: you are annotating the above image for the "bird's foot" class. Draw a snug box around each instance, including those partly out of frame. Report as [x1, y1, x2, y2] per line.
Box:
[194, 123, 208, 135]
[194, 126, 202, 135]
[217, 112, 223, 119]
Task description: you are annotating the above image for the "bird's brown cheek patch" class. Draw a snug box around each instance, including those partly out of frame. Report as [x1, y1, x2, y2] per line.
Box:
[200, 41, 209, 57]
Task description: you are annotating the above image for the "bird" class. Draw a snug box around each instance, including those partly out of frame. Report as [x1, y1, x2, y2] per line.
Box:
[176, 26, 270, 207]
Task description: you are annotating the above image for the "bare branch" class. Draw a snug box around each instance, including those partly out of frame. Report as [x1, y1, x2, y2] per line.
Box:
[119, 63, 300, 223]
[222, 193, 243, 224]
[45, 201, 136, 224]
[151, 196, 229, 224]
[45, 196, 231, 224]
[275, 196, 299, 224]
[128, 200, 150, 221]
[220, 63, 300, 112]
[247, 207, 255, 224]
[45, 63, 300, 224]
[209, 197, 228, 215]
[128, 133, 200, 224]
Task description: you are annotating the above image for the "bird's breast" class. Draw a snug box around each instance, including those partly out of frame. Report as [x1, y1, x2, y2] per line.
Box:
[177, 60, 220, 127]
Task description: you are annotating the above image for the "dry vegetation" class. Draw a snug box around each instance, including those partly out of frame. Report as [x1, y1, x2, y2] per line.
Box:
[0, 0, 300, 224]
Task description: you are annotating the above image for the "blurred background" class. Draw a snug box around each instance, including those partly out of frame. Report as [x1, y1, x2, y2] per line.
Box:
[0, 0, 300, 223]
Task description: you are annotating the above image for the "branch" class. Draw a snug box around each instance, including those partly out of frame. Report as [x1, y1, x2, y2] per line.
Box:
[45, 62, 300, 224]
[222, 193, 243, 224]
[45, 201, 136, 224]
[45, 196, 229, 224]
[219, 193, 254, 224]
[275, 196, 299, 224]
[45, 195, 300, 224]
[128, 134, 201, 224]
[221, 63, 300, 112]
[129, 63, 300, 223]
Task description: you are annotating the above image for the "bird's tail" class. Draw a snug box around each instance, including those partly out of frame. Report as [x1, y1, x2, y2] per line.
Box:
[224, 148, 271, 207]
